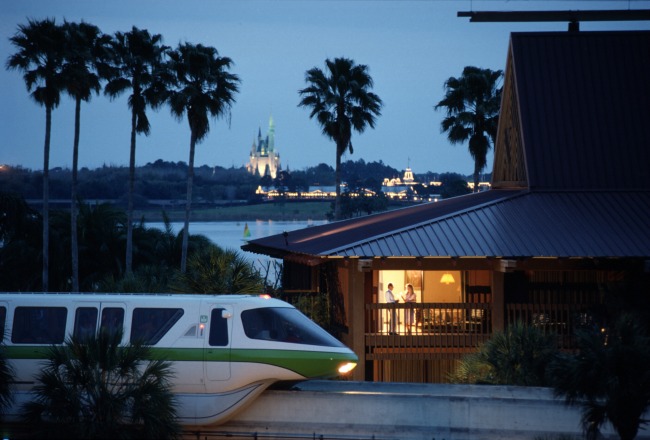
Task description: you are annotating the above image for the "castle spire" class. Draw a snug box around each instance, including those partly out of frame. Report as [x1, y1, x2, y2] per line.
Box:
[268, 115, 275, 151]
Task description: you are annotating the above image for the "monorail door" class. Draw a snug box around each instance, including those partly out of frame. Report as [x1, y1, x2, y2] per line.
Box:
[72, 300, 125, 340]
[204, 306, 232, 381]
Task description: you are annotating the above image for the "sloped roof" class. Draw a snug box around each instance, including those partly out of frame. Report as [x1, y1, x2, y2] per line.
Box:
[242, 31, 650, 261]
[507, 31, 650, 190]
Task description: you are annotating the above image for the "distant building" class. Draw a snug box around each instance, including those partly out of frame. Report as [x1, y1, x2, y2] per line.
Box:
[247, 116, 281, 179]
[382, 167, 441, 201]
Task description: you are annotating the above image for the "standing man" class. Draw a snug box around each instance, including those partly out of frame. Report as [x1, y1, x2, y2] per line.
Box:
[385, 283, 399, 334]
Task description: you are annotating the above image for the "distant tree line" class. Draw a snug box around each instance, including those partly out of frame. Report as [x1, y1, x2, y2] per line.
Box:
[0, 159, 478, 206]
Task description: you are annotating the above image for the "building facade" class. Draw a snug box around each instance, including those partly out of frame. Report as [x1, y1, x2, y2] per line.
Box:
[242, 31, 650, 383]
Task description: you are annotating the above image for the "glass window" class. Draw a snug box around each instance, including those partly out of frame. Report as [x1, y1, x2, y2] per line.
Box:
[130, 308, 184, 345]
[73, 307, 98, 340]
[209, 308, 228, 347]
[241, 307, 345, 347]
[12, 306, 67, 344]
[100, 308, 124, 335]
[0, 307, 6, 341]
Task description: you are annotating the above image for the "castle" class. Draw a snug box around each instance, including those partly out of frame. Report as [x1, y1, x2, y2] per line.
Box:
[246, 116, 281, 179]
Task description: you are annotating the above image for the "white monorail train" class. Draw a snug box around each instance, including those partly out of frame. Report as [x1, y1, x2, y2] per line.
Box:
[0, 293, 358, 426]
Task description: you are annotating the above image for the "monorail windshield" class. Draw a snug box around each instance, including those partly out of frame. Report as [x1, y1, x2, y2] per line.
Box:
[242, 307, 345, 347]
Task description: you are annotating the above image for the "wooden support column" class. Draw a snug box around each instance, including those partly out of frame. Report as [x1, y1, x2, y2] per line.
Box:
[492, 270, 505, 332]
[347, 262, 367, 381]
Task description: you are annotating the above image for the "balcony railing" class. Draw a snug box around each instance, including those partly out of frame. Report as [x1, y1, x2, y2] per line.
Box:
[365, 302, 492, 336]
[506, 303, 596, 349]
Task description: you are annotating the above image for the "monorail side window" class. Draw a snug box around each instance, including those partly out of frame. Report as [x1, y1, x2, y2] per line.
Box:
[130, 308, 184, 345]
[73, 307, 98, 340]
[12, 307, 67, 344]
[0, 307, 6, 340]
[100, 308, 124, 335]
[209, 308, 228, 346]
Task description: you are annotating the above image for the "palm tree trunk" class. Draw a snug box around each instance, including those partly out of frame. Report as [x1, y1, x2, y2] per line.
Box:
[71, 97, 81, 292]
[125, 109, 137, 275]
[181, 132, 197, 273]
[334, 143, 343, 220]
[42, 106, 51, 292]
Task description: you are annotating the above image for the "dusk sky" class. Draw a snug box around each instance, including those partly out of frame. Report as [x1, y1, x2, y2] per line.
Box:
[2, 0, 649, 176]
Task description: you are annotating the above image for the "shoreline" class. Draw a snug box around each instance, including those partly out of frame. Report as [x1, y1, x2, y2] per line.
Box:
[133, 201, 331, 223]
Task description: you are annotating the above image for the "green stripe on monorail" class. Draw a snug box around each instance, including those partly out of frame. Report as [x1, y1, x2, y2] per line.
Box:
[6, 346, 357, 378]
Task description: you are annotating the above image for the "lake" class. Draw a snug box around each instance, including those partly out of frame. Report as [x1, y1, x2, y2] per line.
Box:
[146, 219, 329, 276]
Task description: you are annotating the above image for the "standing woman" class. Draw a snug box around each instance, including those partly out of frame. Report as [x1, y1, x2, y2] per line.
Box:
[402, 283, 417, 334]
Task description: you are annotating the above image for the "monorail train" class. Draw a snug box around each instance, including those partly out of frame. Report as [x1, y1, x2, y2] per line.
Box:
[0, 293, 358, 426]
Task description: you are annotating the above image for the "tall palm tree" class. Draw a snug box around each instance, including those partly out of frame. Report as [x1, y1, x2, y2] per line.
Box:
[435, 66, 502, 192]
[21, 328, 179, 439]
[104, 27, 168, 275]
[298, 57, 382, 220]
[61, 20, 111, 292]
[166, 42, 240, 272]
[6, 18, 67, 291]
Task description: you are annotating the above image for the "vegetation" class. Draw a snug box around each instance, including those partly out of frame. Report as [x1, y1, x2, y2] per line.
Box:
[21, 328, 180, 439]
[299, 57, 383, 220]
[551, 314, 650, 440]
[105, 27, 169, 275]
[0, 329, 14, 420]
[166, 42, 240, 272]
[435, 66, 503, 192]
[0, 192, 265, 293]
[7, 18, 68, 292]
[61, 21, 111, 291]
[448, 321, 558, 386]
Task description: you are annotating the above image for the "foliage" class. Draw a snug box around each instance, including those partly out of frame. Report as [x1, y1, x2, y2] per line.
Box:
[7, 17, 68, 291]
[449, 321, 558, 386]
[438, 172, 473, 198]
[171, 246, 264, 294]
[20, 329, 180, 439]
[550, 313, 650, 440]
[0, 328, 15, 419]
[0, 194, 264, 294]
[166, 41, 240, 273]
[435, 66, 502, 192]
[0, 192, 42, 291]
[299, 57, 382, 220]
[337, 190, 388, 219]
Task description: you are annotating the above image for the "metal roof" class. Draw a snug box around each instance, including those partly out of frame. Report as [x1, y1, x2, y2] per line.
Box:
[511, 31, 650, 190]
[242, 190, 650, 259]
[242, 31, 650, 262]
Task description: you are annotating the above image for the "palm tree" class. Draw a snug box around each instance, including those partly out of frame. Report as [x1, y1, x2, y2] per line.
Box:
[61, 20, 111, 292]
[435, 66, 502, 192]
[21, 328, 180, 439]
[298, 57, 382, 220]
[6, 18, 67, 291]
[0, 326, 15, 420]
[104, 27, 168, 275]
[172, 245, 264, 294]
[166, 42, 240, 272]
[551, 314, 650, 440]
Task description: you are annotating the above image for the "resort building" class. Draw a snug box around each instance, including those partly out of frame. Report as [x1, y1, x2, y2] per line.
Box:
[242, 30, 650, 383]
[247, 116, 281, 179]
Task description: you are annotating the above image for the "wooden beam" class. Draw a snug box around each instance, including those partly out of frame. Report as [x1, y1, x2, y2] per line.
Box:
[457, 9, 650, 23]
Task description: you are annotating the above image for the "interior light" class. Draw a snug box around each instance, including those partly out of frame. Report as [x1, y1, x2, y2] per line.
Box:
[440, 273, 455, 284]
[338, 362, 357, 374]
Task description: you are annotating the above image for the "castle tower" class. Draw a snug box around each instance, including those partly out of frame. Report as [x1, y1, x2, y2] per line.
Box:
[247, 115, 281, 179]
